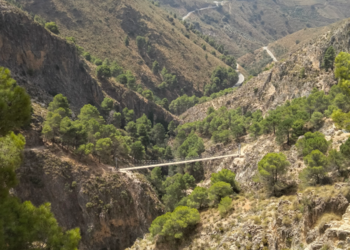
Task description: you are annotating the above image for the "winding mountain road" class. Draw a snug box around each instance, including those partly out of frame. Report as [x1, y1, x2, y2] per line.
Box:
[182, 2, 246, 87]
[182, 1, 227, 20]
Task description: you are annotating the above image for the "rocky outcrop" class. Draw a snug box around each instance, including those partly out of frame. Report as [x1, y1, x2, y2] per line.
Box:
[15, 148, 163, 250]
[128, 185, 350, 250]
[0, 2, 177, 124]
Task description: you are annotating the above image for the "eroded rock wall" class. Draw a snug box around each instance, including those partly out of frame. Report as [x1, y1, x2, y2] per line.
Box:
[15, 148, 163, 250]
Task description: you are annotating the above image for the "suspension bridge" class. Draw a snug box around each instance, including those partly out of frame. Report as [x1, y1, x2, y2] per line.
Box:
[118, 145, 242, 171]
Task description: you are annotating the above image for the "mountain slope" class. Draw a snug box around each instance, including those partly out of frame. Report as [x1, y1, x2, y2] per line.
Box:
[0, 1, 177, 124]
[14, 0, 230, 101]
[180, 17, 350, 123]
[159, 0, 350, 58]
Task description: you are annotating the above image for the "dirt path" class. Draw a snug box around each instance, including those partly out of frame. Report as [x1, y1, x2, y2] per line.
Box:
[263, 46, 278, 62]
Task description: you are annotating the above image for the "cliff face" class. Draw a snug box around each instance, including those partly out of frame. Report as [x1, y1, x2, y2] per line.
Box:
[180, 19, 350, 124]
[0, 3, 104, 109]
[0, 2, 177, 124]
[15, 148, 163, 250]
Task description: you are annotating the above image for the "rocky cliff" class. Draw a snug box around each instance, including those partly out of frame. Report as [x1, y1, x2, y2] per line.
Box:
[0, 1, 177, 124]
[14, 103, 164, 250]
[15, 147, 163, 250]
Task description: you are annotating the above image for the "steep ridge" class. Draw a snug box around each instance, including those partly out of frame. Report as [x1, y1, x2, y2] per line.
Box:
[180, 18, 350, 123]
[0, 2, 177, 123]
[14, 0, 230, 101]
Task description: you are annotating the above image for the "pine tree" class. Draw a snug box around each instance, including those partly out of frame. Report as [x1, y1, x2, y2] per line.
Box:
[95, 138, 112, 163]
[101, 97, 114, 116]
[0, 68, 31, 135]
[0, 68, 80, 248]
[152, 61, 160, 74]
[258, 152, 290, 196]
[300, 150, 328, 185]
[130, 141, 145, 160]
[324, 46, 335, 71]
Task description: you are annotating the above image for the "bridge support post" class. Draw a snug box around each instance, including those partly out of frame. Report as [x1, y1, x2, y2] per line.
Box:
[115, 157, 118, 170]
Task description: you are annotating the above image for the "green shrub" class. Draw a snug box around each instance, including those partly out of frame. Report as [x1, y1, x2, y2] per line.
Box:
[96, 65, 111, 78]
[169, 94, 199, 115]
[110, 64, 123, 77]
[45, 22, 59, 34]
[218, 196, 232, 217]
[66, 36, 76, 44]
[86, 202, 94, 208]
[34, 15, 46, 26]
[116, 74, 127, 84]
[149, 206, 200, 241]
[152, 60, 160, 74]
[208, 181, 232, 204]
[75, 45, 85, 55]
[94, 59, 102, 66]
[124, 36, 129, 46]
[136, 36, 146, 50]
[142, 90, 154, 101]
[211, 169, 238, 192]
[83, 52, 91, 61]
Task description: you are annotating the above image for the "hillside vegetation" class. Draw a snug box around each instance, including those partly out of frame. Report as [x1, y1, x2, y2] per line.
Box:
[2, 0, 350, 249]
[15, 0, 232, 102]
[158, 0, 350, 58]
[128, 45, 350, 250]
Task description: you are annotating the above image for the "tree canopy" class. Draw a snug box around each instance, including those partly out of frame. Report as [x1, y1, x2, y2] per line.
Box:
[210, 169, 239, 192]
[149, 206, 200, 241]
[0, 68, 80, 249]
[258, 152, 290, 196]
[0, 67, 31, 136]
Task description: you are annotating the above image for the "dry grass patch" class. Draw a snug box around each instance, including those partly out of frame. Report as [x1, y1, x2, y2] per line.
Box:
[316, 213, 341, 233]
